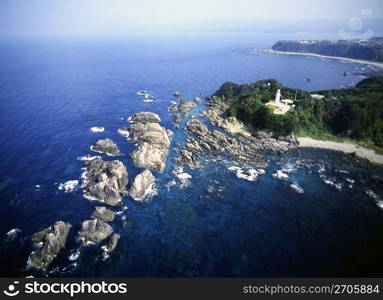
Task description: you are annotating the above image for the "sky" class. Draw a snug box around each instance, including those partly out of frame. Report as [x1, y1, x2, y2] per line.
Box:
[0, 0, 382, 37]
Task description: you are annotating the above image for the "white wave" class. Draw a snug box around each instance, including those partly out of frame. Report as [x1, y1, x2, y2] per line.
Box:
[77, 155, 101, 161]
[117, 128, 130, 137]
[6, 228, 21, 238]
[345, 178, 355, 184]
[90, 126, 105, 133]
[58, 180, 79, 193]
[165, 180, 177, 191]
[228, 166, 264, 181]
[281, 167, 298, 173]
[334, 183, 342, 191]
[90, 145, 117, 156]
[176, 172, 192, 179]
[69, 249, 80, 261]
[290, 183, 304, 194]
[272, 170, 289, 181]
[365, 189, 378, 200]
[376, 200, 383, 209]
[228, 166, 241, 172]
[143, 99, 154, 103]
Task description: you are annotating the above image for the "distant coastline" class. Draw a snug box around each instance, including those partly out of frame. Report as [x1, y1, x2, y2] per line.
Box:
[266, 49, 383, 69]
[297, 137, 383, 165]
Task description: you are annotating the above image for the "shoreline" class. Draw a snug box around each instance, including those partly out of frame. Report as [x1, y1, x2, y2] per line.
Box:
[297, 137, 383, 165]
[266, 49, 383, 69]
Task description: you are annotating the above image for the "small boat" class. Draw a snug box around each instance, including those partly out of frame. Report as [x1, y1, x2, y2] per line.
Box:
[304, 77, 311, 82]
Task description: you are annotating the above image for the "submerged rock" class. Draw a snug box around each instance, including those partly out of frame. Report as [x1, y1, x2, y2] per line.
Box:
[91, 139, 120, 156]
[82, 158, 128, 206]
[123, 112, 173, 173]
[129, 170, 156, 201]
[28, 221, 71, 270]
[78, 219, 113, 245]
[91, 206, 115, 223]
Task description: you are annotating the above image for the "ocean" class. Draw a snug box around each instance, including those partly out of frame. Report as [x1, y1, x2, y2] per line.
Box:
[0, 32, 382, 277]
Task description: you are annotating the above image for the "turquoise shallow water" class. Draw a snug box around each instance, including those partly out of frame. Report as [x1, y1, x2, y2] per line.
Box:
[0, 33, 382, 277]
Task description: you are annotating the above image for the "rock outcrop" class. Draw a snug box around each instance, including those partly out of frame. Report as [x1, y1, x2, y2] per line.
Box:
[78, 219, 113, 245]
[122, 112, 173, 173]
[129, 111, 161, 123]
[168, 98, 196, 116]
[91, 139, 121, 156]
[129, 169, 156, 201]
[175, 119, 273, 168]
[28, 221, 71, 270]
[82, 158, 128, 206]
[91, 206, 115, 223]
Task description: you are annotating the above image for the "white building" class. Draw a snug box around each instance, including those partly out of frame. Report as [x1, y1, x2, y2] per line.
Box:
[265, 89, 295, 115]
[310, 94, 325, 100]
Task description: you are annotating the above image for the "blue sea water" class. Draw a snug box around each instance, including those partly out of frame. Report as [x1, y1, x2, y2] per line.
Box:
[0, 33, 382, 277]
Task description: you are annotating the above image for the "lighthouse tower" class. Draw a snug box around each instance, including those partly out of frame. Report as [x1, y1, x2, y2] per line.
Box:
[275, 89, 281, 104]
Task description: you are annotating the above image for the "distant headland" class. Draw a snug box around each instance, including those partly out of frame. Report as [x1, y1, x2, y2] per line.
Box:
[269, 37, 383, 69]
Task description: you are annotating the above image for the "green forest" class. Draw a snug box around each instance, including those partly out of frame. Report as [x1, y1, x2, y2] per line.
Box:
[213, 76, 383, 152]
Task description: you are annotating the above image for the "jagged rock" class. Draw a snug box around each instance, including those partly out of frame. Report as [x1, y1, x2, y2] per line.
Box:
[129, 111, 161, 123]
[171, 113, 181, 124]
[78, 219, 113, 245]
[194, 97, 202, 103]
[124, 112, 173, 173]
[83, 158, 128, 206]
[179, 101, 196, 115]
[129, 170, 156, 201]
[28, 221, 71, 270]
[91, 139, 120, 156]
[169, 104, 179, 112]
[91, 206, 115, 222]
[186, 120, 209, 136]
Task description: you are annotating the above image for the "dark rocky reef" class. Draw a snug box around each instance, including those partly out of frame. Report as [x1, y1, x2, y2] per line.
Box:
[91, 139, 121, 156]
[82, 158, 128, 206]
[28, 221, 71, 270]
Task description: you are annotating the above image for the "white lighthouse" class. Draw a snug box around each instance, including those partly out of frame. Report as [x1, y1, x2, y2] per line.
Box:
[275, 89, 281, 104]
[265, 88, 295, 115]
